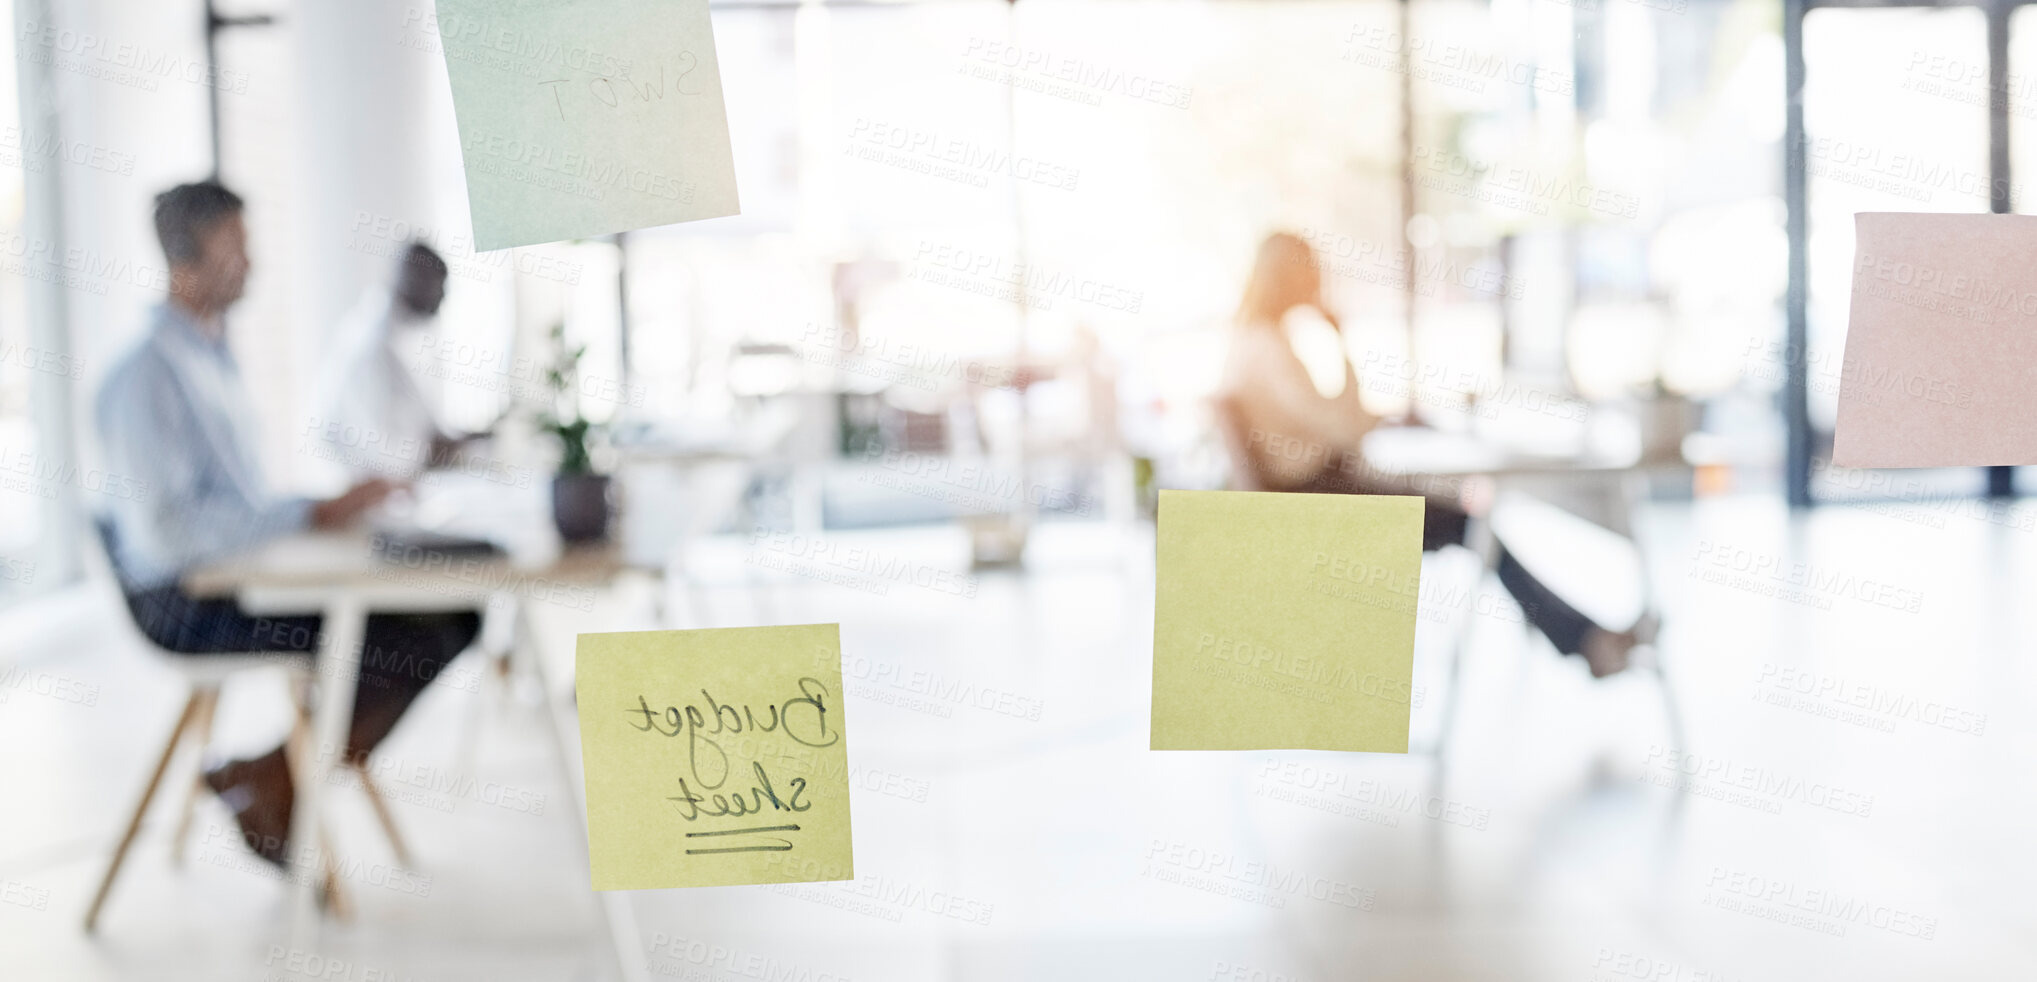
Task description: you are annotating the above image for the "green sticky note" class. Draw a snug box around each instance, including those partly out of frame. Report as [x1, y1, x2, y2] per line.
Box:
[577, 625, 852, 891]
[1151, 490, 1423, 753]
[436, 0, 741, 251]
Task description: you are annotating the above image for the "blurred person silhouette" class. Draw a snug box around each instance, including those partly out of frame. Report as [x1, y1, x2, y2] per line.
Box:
[96, 181, 482, 865]
[321, 241, 482, 478]
[1219, 231, 1652, 676]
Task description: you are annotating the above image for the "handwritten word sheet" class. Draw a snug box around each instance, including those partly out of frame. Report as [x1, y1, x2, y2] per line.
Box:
[577, 625, 852, 890]
[436, 0, 740, 250]
[1151, 490, 1424, 753]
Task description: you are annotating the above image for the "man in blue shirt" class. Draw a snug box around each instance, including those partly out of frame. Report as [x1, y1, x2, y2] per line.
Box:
[98, 181, 481, 865]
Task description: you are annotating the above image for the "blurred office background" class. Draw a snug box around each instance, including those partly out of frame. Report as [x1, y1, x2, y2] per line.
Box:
[2, 0, 2035, 978]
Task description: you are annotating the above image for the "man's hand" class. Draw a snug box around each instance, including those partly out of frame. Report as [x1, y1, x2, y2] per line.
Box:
[310, 479, 397, 529]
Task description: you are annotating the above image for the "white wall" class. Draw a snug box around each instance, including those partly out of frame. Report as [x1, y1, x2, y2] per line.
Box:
[34, 0, 210, 460]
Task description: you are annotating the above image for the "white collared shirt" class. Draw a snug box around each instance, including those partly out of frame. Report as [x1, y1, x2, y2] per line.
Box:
[319, 295, 442, 480]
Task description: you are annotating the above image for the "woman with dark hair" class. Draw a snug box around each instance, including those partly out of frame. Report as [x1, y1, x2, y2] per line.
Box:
[1219, 232, 1652, 677]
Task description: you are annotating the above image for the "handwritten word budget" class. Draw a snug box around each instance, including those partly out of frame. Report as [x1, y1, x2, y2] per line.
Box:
[435, 0, 740, 251]
[577, 625, 852, 890]
[1151, 490, 1424, 753]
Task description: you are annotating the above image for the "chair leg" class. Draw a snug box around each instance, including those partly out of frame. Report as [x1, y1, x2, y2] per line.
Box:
[169, 687, 221, 867]
[352, 764, 413, 868]
[85, 692, 203, 933]
[318, 827, 352, 923]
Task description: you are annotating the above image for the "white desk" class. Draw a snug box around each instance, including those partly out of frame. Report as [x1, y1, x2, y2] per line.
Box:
[183, 533, 627, 958]
[1357, 425, 1690, 763]
[1357, 422, 1692, 480]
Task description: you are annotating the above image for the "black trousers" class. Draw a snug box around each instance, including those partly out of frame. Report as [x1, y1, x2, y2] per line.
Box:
[1286, 464, 1599, 656]
[124, 586, 482, 757]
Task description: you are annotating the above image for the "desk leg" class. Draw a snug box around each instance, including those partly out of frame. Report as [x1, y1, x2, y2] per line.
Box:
[288, 593, 365, 943]
[1433, 513, 1498, 762]
[598, 889, 651, 982]
[519, 602, 649, 982]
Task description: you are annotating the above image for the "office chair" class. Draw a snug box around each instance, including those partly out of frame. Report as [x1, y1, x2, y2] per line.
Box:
[83, 518, 412, 932]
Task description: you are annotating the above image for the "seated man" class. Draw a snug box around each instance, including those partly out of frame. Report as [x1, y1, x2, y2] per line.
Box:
[97, 181, 481, 865]
[320, 241, 481, 478]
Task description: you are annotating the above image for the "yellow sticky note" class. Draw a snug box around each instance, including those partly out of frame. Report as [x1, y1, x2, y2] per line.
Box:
[436, 0, 741, 251]
[576, 625, 852, 891]
[1151, 490, 1423, 752]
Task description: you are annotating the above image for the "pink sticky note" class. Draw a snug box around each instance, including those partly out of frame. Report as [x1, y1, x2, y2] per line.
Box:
[1833, 213, 2037, 468]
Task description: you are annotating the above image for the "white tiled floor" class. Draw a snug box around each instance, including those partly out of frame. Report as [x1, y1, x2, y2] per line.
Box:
[3, 495, 2035, 980]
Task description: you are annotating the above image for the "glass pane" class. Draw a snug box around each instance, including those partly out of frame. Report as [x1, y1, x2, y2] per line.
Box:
[2004, 4, 2037, 493]
[624, 0, 1792, 501]
[1802, 6, 1989, 502]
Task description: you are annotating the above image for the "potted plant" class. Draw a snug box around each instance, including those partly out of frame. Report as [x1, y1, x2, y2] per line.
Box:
[539, 322, 611, 542]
